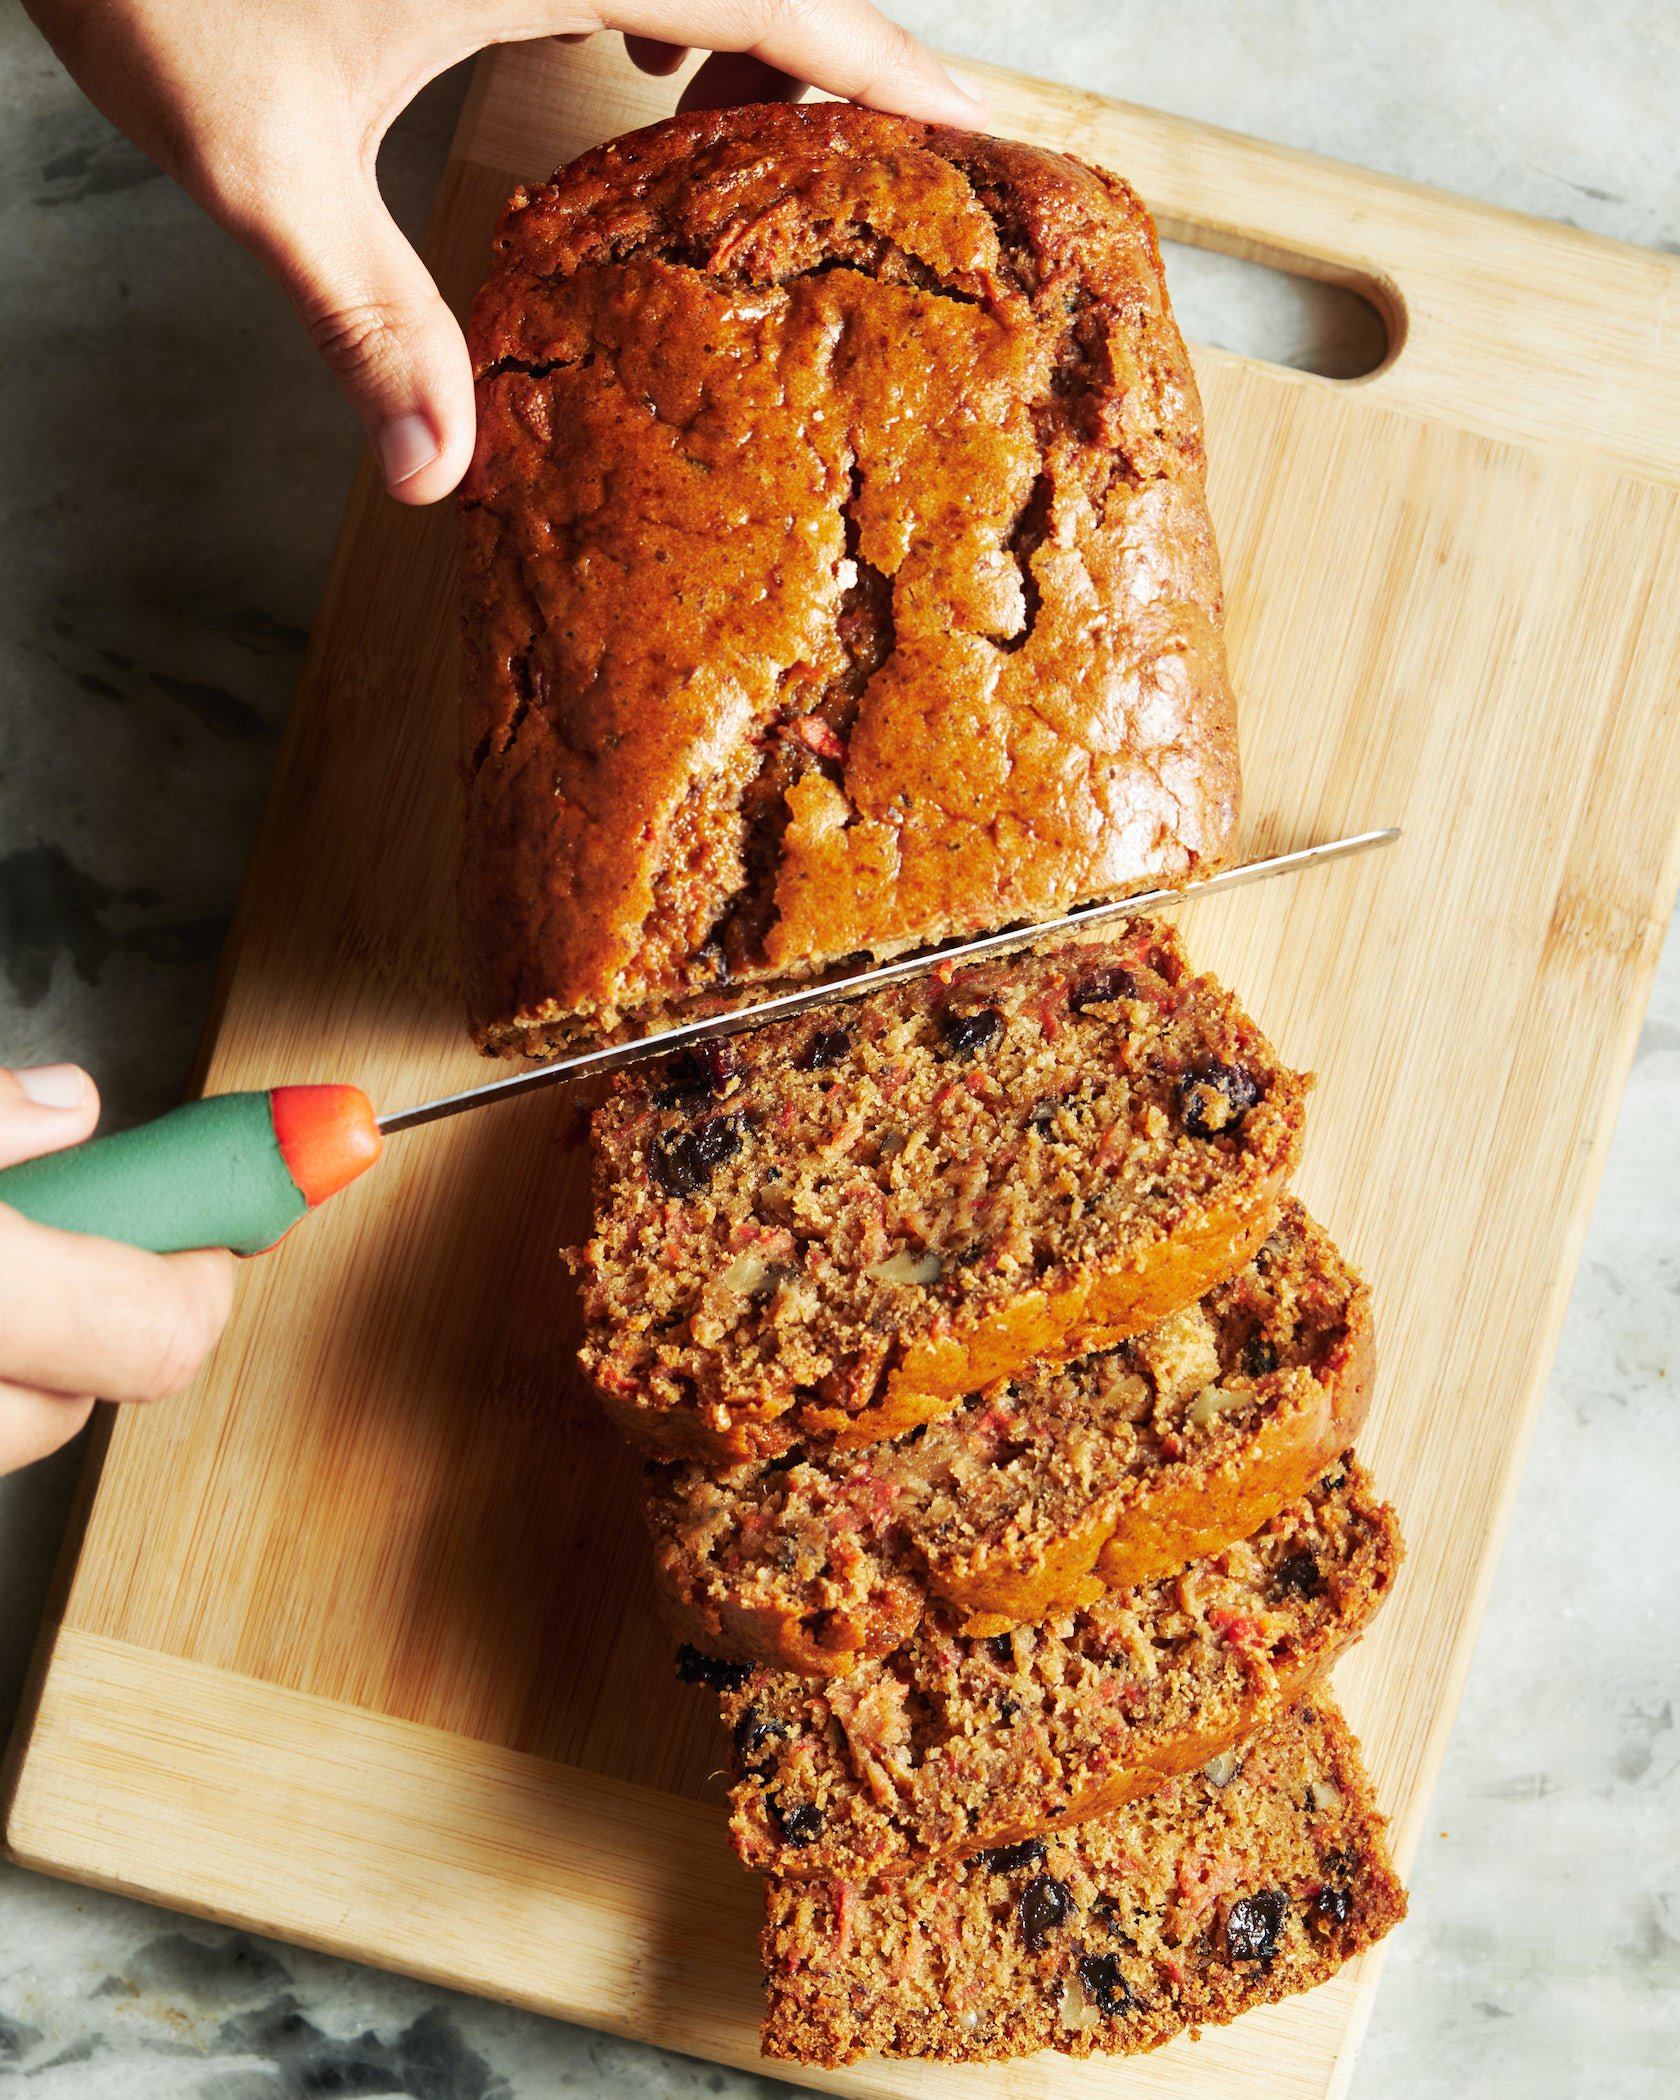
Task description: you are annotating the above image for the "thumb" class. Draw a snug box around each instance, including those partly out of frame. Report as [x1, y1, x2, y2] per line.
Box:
[0, 1065, 101, 1171]
[250, 170, 475, 506]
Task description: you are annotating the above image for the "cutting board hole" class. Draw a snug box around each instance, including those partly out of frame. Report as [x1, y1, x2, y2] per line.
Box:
[1159, 236, 1394, 380]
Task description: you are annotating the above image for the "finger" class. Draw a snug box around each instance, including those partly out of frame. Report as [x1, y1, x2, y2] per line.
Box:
[236, 169, 475, 506]
[678, 50, 806, 113]
[0, 1208, 235, 1406]
[624, 34, 692, 75]
[0, 1383, 97, 1478]
[607, 1, 989, 125]
[0, 1065, 100, 1172]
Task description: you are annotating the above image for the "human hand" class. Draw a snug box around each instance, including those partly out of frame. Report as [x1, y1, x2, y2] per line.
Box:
[23, 1, 987, 505]
[0, 1066, 234, 1476]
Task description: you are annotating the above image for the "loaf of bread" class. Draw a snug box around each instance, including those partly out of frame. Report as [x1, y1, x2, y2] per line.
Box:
[712, 1457, 1398, 1880]
[461, 102, 1239, 1055]
[574, 924, 1307, 1463]
[760, 1693, 1406, 2066]
[645, 1199, 1371, 1670]
[468, 105, 1404, 2065]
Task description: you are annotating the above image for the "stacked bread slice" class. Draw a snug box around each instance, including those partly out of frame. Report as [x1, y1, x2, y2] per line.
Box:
[572, 921, 1405, 2068]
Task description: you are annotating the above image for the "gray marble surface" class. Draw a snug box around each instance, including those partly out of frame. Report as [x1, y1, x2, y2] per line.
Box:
[2, 1, 1677, 2092]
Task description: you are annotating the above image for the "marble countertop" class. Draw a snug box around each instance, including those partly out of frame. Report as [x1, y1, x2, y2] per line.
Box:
[2, 1, 1677, 2092]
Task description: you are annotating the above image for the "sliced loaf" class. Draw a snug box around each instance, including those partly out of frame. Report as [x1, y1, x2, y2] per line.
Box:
[760, 1692, 1406, 2065]
[577, 924, 1308, 1462]
[646, 1199, 1371, 1670]
[714, 1457, 1399, 1879]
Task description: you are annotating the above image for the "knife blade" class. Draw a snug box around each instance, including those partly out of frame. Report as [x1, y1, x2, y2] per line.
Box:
[382, 825, 1400, 1133]
[0, 826, 1396, 1255]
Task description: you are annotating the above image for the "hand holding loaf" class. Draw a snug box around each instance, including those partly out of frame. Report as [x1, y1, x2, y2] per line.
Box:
[21, 0, 987, 502]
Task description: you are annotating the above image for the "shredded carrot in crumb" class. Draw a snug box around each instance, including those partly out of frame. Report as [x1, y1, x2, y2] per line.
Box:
[791, 715, 847, 763]
[835, 1881, 856, 1960]
[1208, 1607, 1266, 1649]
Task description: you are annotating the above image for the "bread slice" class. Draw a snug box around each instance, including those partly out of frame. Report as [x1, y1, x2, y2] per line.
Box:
[575, 924, 1308, 1462]
[461, 103, 1239, 1058]
[645, 1200, 1370, 1669]
[712, 1457, 1398, 1880]
[760, 1692, 1406, 2066]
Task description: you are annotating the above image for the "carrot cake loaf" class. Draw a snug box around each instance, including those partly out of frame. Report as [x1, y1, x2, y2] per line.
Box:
[461, 103, 1239, 1055]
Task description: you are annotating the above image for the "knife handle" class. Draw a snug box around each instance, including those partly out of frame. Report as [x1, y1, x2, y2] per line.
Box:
[0, 1086, 382, 1255]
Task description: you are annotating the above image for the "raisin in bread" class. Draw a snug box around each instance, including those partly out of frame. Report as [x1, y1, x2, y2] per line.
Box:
[646, 1199, 1370, 1670]
[760, 1692, 1406, 2066]
[575, 925, 1308, 1462]
[461, 102, 1239, 1056]
[713, 1458, 1398, 1880]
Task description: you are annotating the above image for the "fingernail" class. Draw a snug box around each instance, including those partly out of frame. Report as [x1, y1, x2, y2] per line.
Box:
[378, 412, 440, 489]
[945, 68, 989, 112]
[18, 1063, 89, 1110]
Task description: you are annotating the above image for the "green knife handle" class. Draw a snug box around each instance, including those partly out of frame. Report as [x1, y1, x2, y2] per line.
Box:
[0, 1092, 312, 1256]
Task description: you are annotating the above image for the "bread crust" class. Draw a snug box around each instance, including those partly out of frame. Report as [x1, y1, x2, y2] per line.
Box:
[461, 103, 1239, 1054]
[1091, 1293, 1372, 1594]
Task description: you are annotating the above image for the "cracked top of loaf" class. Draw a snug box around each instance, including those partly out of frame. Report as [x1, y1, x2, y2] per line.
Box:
[460, 102, 1239, 1056]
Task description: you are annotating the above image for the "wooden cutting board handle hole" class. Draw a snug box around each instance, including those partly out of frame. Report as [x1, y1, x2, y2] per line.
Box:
[1156, 220, 1402, 381]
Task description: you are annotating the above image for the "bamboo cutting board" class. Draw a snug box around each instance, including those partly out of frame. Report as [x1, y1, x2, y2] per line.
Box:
[9, 34, 1680, 2100]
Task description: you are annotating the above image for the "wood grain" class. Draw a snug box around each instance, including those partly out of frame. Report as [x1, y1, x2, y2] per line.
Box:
[9, 33, 1680, 2100]
[8, 1630, 1384, 2100]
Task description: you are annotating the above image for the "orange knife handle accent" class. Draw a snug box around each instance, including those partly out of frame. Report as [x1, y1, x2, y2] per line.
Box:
[271, 1085, 384, 1207]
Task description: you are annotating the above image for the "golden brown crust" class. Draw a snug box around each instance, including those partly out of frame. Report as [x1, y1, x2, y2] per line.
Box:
[838, 1164, 1289, 1449]
[460, 103, 1239, 1055]
[1088, 1278, 1372, 1594]
[662, 1583, 918, 1682]
[760, 1694, 1407, 2066]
